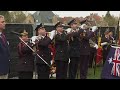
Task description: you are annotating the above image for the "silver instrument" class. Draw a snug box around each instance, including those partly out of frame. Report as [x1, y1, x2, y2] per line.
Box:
[30, 30, 56, 45]
[30, 35, 42, 45]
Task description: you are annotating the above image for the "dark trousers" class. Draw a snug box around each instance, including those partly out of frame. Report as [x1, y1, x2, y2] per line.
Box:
[55, 60, 68, 79]
[36, 64, 50, 79]
[89, 52, 95, 68]
[68, 57, 80, 79]
[80, 55, 89, 79]
[18, 71, 33, 79]
[103, 49, 109, 65]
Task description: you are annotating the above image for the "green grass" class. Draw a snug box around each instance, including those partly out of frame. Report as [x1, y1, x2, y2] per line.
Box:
[75, 66, 103, 79]
[87, 67, 102, 79]
[50, 66, 103, 79]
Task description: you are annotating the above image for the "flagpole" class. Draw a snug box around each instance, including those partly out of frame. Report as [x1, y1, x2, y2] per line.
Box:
[94, 26, 100, 76]
[116, 15, 120, 44]
[93, 16, 98, 76]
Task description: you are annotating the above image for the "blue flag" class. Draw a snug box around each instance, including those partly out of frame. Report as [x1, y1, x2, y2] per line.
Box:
[101, 46, 120, 79]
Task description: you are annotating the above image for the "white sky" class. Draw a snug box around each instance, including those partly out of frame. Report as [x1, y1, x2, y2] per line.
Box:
[29, 11, 120, 18]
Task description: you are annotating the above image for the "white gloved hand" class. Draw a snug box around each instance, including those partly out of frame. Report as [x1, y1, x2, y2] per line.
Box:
[101, 42, 108, 46]
[49, 30, 56, 40]
[94, 44, 98, 49]
[113, 40, 116, 43]
[80, 24, 87, 29]
[92, 26, 98, 32]
[66, 28, 72, 34]
[31, 36, 38, 44]
[7, 41, 9, 45]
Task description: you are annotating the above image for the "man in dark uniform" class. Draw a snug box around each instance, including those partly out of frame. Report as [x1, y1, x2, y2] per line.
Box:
[101, 29, 111, 65]
[66, 19, 81, 79]
[34, 23, 52, 79]
[89, 28, 98, 68]
[54, 21, 69, 79]
[79, 24, 98, 79]
[17, 30, 34, 79]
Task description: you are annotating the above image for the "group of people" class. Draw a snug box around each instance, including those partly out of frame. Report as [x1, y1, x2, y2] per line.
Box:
[89, 28, 116, 68]
[0, 15, 116, 79]
[16, 19, 99, 79]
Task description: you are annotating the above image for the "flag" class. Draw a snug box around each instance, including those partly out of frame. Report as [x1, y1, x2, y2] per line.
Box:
[96, 48, 103, 64]
[96, 31, 103, 65]
[101, 46, 120, 79]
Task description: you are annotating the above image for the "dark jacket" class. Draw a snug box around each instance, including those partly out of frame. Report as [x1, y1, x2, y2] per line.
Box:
[0, 34, 10, 75]
[79, 30, 94, 55]
[89, 36, 98, 53]
[37, 36, 52, 65]
[68, 28, 81, 57]
[54, 32, 69, 62]
[101, 36, 111, 51]
[17, 42, 34, 72]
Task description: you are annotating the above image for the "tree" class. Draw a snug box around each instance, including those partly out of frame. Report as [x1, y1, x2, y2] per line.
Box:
[103, 11, 117, 26]
[10, 11, 27, 23]
[52, 15, 58, 24]
[0, 11, 11, 23]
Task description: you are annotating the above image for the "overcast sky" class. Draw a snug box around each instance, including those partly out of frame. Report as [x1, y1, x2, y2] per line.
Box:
[29, 11, 120, 17]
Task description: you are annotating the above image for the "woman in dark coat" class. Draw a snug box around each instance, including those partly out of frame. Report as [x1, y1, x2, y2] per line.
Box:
[17, 30, 34, 79]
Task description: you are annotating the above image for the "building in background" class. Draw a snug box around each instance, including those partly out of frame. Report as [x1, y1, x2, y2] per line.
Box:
[24, 11, 58, 24]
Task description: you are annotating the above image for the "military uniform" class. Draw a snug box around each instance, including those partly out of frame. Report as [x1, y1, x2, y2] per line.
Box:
[89, 35, 98, 68]
[79, 25, 96, 79]
[17, 30, 34, 79]
[54, 22, 69, 79]
[35, 23, 52, 79]
[66, 19, 81, 79]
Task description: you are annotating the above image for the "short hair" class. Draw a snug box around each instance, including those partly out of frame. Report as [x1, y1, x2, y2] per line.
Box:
[0, 15, 4, 19]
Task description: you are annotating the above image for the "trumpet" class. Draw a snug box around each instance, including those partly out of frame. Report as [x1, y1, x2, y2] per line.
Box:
[47, 30, 56, 40]
[30, 30, 56, 44]
[29, 35, 42, 45]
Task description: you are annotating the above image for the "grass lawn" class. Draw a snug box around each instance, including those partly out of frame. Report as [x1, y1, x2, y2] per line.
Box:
[50, 66, 103, 79]
[87, 66, 103, 79]
[75, 66, 103, 79]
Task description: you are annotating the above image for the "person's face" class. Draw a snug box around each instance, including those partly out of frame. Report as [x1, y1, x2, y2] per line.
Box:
[0, 17, 6, 31]
[109, 32, 113, 36]
[70, 23, 78, 29]
[105, 33, 109, 38]
[21, 35, 28, 42]
[38, 27, 46, 36]
[56, 26, 64, 33]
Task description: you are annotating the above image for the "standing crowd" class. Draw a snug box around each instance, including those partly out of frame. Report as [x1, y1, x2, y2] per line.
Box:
[0, 15, 115, 79]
